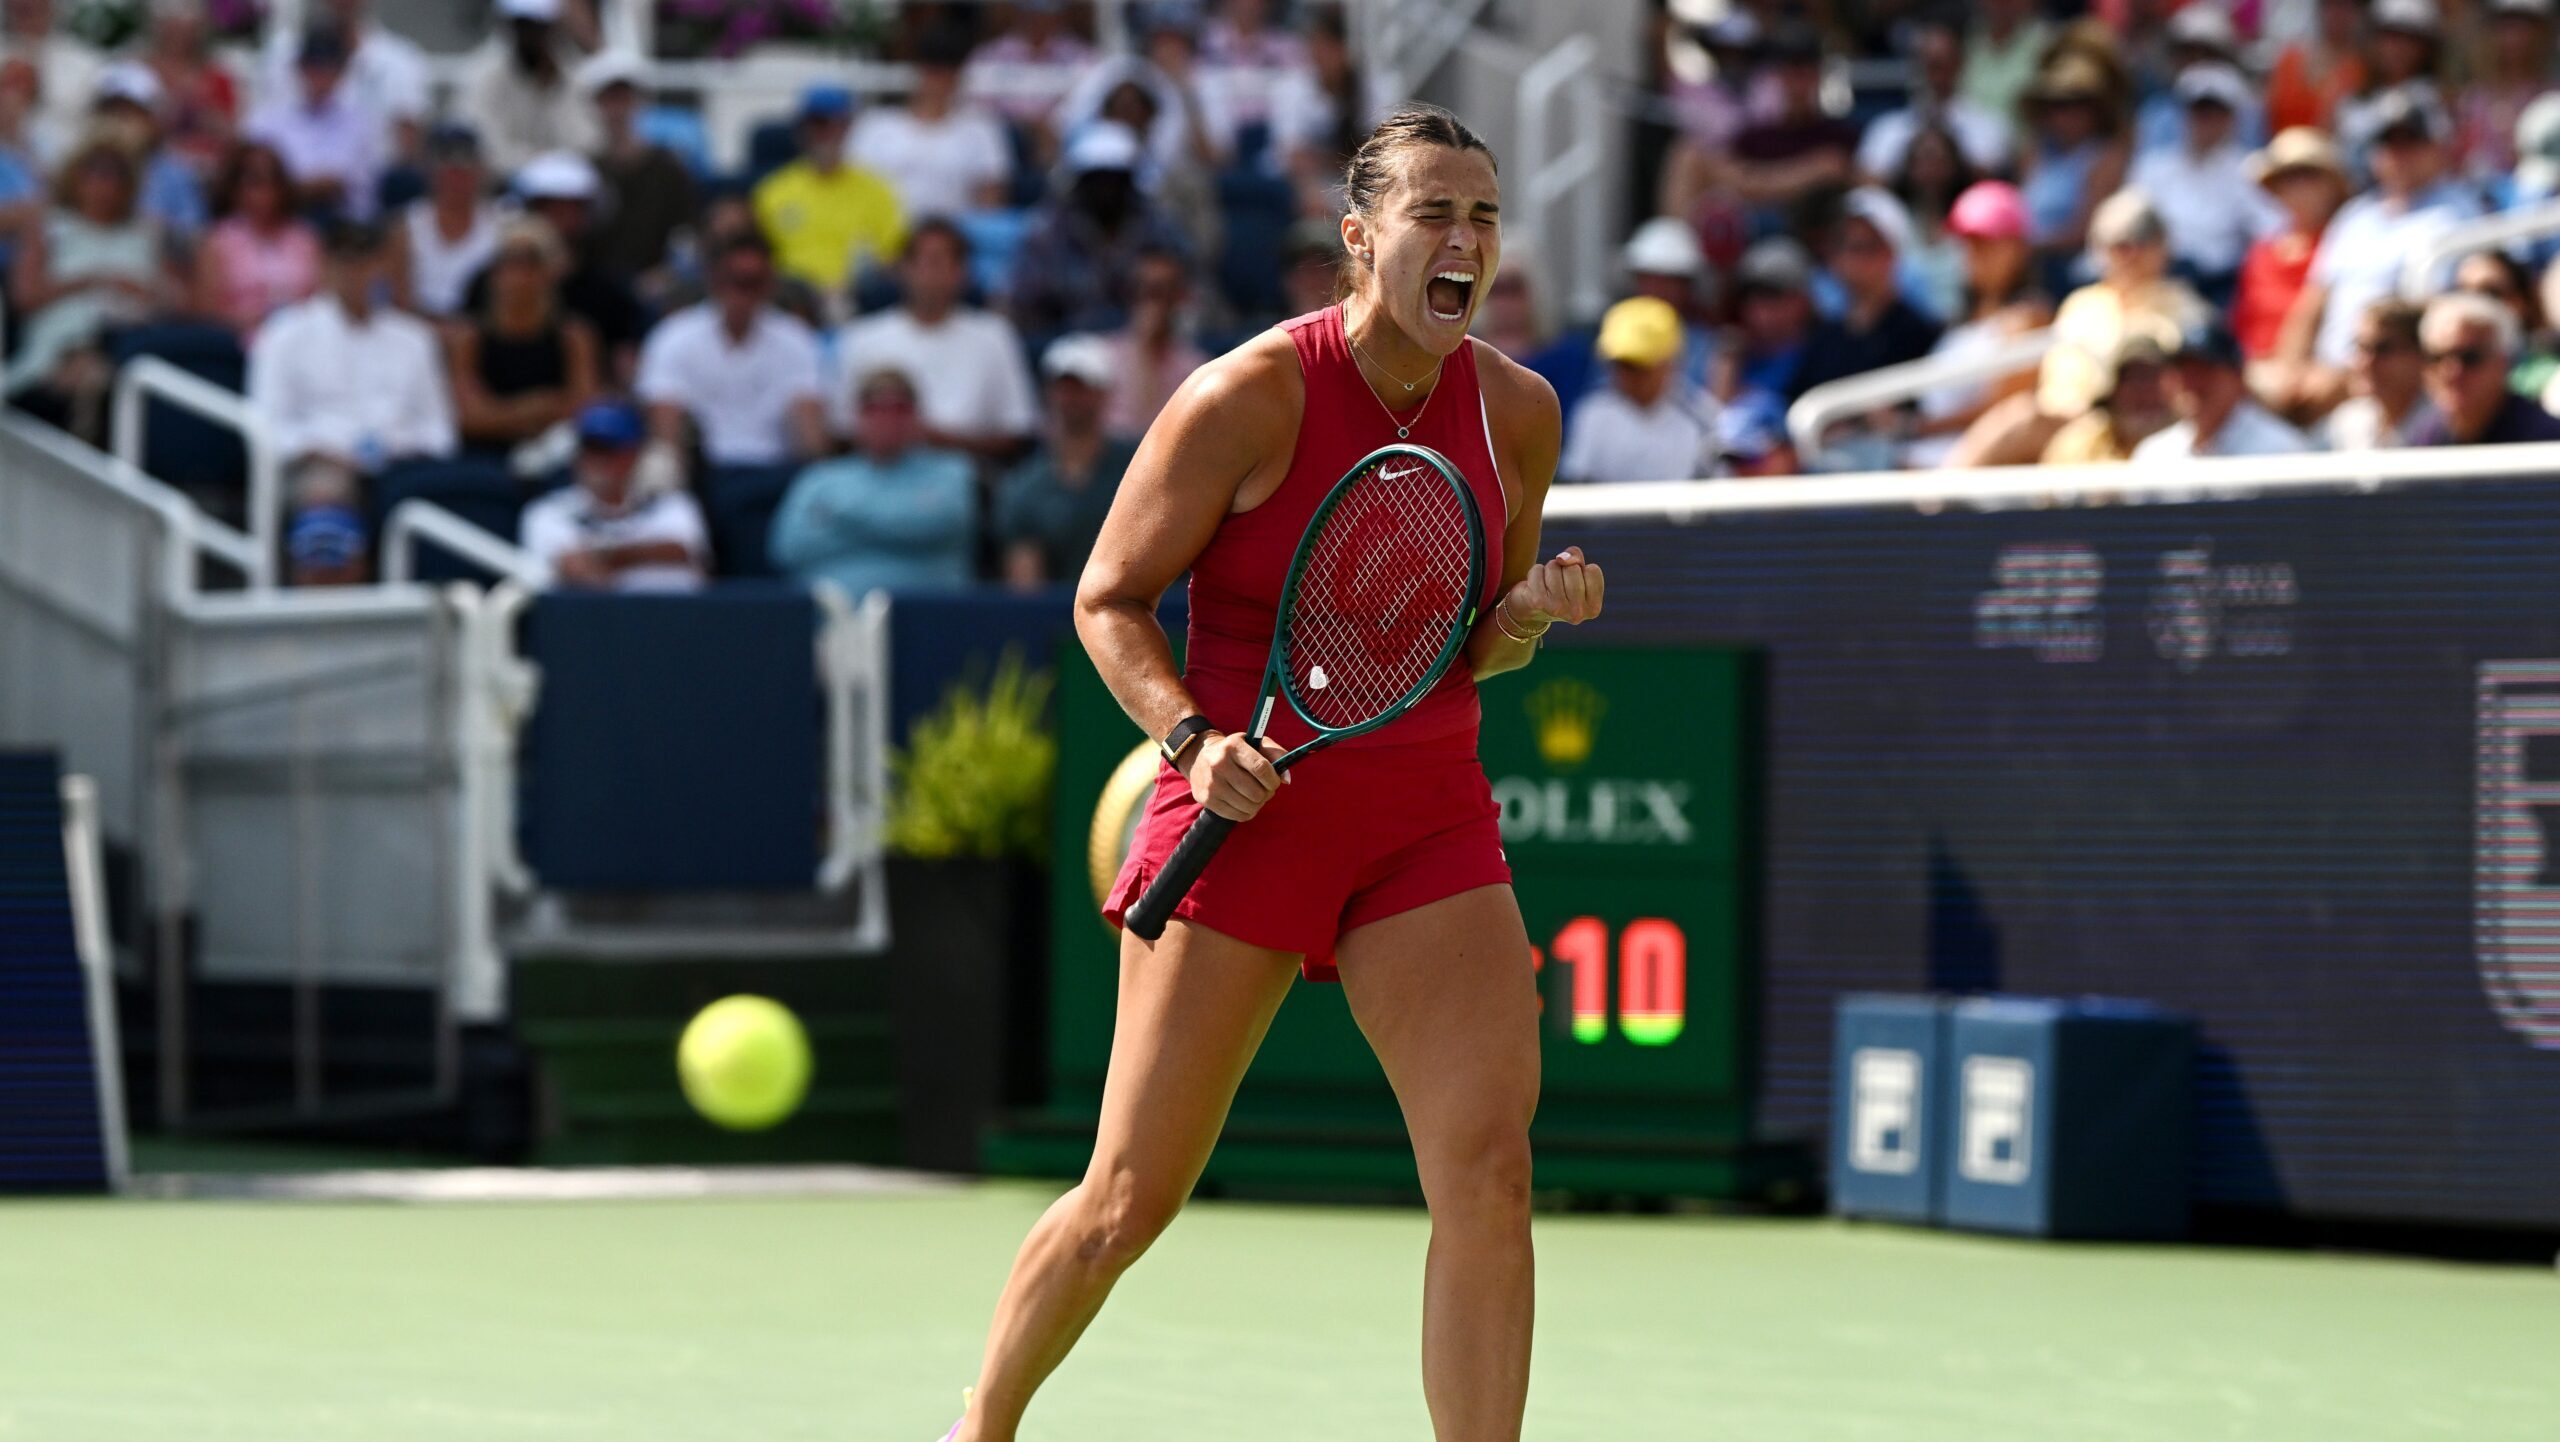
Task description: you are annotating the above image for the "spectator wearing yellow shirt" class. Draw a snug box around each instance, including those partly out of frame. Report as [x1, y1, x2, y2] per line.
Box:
[752, 83, 905, 297]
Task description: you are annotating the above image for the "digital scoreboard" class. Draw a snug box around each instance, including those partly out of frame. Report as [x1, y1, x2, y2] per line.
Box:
[1006, 645, 1800, 1201]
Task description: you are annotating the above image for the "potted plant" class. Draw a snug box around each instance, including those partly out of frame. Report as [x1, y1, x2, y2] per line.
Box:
[883, 648, 1056, 1173]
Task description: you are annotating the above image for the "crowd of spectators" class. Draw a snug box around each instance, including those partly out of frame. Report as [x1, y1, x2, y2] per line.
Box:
[1555, 0, 2560, 482]
[20, 0, 2560, 595]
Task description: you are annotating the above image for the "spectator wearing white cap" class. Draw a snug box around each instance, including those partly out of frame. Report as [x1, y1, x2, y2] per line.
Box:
[2274, 83, 2480, 411]
[637, 230, 827, 471]
[1791, 188, 1943, 402]
[581, 51, 694, 300]
[1010, 120, 1192, 340]
[2133, 6, 2266, 159]
[1561, 296, 1718, 484]
[1858, 19, 2013, 182]
[769, 363, 978, 595]
[2458, 0, 2560, 180]
[90, 61, 206, 242]
[462, 0, 597, 176]
[260, 0, 428, 166]
[469, 149, 645, 380]
[754, 82, 906, 297]
[849, 23, 1012, 223]
[2335, 0, 2446, 165]
[244, 22, 387, 220]
[833, 216, 1038, 459]
[997, 333, 1139, 589]
[1620, 216, 1717, 394]
[2129, 63, 2284, 304]
[386, 123, 497, 317]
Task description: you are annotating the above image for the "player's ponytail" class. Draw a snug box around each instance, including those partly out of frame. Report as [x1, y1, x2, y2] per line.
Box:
[1336, 104, 1497, 300]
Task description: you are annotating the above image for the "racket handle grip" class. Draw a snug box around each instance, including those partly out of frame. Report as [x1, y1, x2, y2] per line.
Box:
[1124, 809, 1241, 942]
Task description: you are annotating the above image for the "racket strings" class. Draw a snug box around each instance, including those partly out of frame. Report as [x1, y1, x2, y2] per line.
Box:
[1284, 464, 1474, 730]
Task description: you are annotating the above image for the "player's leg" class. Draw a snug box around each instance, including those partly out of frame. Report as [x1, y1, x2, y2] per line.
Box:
[1334, 883, 1542, 1442]
[955, 920, 1301, 1442]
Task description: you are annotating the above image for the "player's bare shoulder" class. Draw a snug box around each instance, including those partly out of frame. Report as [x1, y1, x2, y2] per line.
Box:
[1157, 327, 1306, 449]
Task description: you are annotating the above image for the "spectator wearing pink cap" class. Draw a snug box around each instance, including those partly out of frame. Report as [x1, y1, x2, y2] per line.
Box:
[1908, 181, 2052, 467]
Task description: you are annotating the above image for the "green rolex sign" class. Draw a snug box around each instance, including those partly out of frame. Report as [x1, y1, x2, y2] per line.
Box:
[989, 644, 1805, 1201]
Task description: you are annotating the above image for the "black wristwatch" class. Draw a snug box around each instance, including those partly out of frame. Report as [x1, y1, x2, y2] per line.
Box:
[1160, 714, 1216, 766]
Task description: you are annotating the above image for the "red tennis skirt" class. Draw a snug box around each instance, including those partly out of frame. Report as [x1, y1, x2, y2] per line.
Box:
[1103, 738, 1512, 982]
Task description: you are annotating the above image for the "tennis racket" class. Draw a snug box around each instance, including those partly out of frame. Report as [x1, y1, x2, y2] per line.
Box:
[1124, 442, 1489, 942]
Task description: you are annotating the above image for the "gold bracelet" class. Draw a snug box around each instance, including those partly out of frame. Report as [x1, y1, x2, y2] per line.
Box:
[1494, 594, 1551, 644]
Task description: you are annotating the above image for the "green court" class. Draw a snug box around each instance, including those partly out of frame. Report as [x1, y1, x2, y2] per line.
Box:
[3, 1180, 2552, 1441]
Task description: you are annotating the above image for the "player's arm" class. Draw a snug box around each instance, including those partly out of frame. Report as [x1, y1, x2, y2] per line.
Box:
[1076, 331, 1300, 818]
[1468, 342, 1602, 681]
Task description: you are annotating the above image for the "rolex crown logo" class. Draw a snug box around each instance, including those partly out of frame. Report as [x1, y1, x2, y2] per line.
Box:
[1525, 678, 1606, 770]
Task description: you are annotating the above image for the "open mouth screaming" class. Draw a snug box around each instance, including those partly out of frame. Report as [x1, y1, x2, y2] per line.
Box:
[1426, 270, 1477, 324]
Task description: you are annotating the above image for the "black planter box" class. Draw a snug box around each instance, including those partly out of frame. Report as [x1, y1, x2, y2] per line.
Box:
[886, 856, 1050, 1173]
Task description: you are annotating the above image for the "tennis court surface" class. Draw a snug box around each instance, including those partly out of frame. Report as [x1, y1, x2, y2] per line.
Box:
[4, 1177, 2552, 1441]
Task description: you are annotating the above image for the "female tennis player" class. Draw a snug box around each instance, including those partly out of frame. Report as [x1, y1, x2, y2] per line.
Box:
[940, 104, 1602, 1442]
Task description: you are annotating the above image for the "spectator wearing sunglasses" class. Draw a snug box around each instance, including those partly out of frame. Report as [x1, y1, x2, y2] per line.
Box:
[636, 230, 828, 473]
[2407, 292, 2560, 444]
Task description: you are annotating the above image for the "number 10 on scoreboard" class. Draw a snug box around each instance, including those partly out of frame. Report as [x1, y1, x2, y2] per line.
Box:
[1531, 917, 1688, 1046]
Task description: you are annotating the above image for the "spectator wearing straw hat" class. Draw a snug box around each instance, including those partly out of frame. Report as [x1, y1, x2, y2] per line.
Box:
[754, 83, 907, 297]
[1559, 296, 1717, 484]
[2131, 63, 2282, 306]
[462, 0, 597, 176]
[2234, 128, 2350, 365]
[520, 400, 710, 592]
[446, 214, 600, 457]
[996, 334, 1138, 589]
[2017, 52, 2131, 275]
[2409, 292, 2560, 444]
[2274, 84, 2480, 411]
[2135, 319, 2310, 461]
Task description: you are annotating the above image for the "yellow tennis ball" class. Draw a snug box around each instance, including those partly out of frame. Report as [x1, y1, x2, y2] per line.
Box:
[677, 995, 812, 1132]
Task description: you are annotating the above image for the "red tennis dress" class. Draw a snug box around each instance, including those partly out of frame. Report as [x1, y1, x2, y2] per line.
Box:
[1102, 306, 1513, 981]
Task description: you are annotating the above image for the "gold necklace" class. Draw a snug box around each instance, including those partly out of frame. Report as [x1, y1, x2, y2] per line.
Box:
[1341, 304, 1443, 440]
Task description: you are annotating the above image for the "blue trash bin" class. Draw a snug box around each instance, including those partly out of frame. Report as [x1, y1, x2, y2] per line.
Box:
[1830, 994, 1950, 1222]
[1941, 997, 2195, 1240]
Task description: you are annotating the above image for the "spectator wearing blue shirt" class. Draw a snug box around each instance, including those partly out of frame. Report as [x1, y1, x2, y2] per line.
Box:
[2132, 6, 2265, 159]
[770, 365, 978, 598]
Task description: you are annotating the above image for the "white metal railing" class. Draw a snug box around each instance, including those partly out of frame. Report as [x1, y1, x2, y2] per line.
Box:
[58, 771, 130, 1192]
[1542, 437, 2560, 523]
[814, 584, 892, 936]
[1786, 327, 2058, 464]
[109, 356, 280, 592]
[2401, 197, 2560, 299]
[381, 499, 548, 588]
[1516, 34, 1610, 322]
[1364, 0, 1498, 108]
